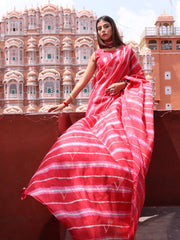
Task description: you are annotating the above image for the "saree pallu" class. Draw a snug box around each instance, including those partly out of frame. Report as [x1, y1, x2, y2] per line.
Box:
[22, 45, 154, 240]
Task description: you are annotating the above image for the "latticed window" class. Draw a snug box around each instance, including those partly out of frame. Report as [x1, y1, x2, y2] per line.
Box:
[44, 81, 55, 94]
[4, 84, 7, 94]
[19, 84, 23, 94]
[9, 83, 17, 95]
[10, 47, 18, 63]
[44, 44, 56, 62]
[80, 46, 91, 62]
[20, 49, 23, 61]
[148, 40, 157, 50]
[20, 21, 23, 31]
[28, 16, 36, 29]
[176, 40, 180, 50]
[82, 47, 87, 60]
[64, 14, 70, 28]
[80, 18, 88, 32]
[161, 40, 172, 50]
[10, 18, 18, 32]
[44, 14, 55, 32]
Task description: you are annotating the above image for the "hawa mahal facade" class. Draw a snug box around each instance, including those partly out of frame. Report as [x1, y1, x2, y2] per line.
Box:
[0, 3, 98, 113]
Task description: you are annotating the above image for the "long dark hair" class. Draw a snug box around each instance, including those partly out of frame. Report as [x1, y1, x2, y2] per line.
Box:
[96, 16, 125, 49]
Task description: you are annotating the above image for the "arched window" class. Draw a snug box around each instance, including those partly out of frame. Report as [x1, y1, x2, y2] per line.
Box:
[44, 81, 55, 94]
[19, 83, 23, 95]
[39, 37, 60, 64]
[4, 83, 7, 94]
[10, 47, 18, 64]
[20, 21, 23, 32]
[5, 39, 24, 65]
[28, 51, 36, 64]
[63, 51, 72, 63]
[44, 44, 55, 63]
[80, 46, 91, 63]
[161, 40, 172, 50]
[28, 86, 36, 95]
[63, 85, 72, 99]
[64, 14, 71, 28]
[176, 40, 180, 50]
[82, 47, 87, 60]
[77, 17, 90, 33]
[9, 83, 17, 95]
[28, 15, 36, 29]
[10, 18, 18, 33]
[8, 17, 23, 34]
[80, 17, 88, 32]
[148, 40, 157, 50]
[43, 14, 55, 33]
[4, 71, 24, 101]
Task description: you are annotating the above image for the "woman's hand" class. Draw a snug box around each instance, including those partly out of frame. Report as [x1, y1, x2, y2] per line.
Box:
[48, 104, 65, 112]
[105, 81, 127, 96]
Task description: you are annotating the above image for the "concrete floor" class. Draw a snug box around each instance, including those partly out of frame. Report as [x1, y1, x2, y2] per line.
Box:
[136, 206, 180, 240]
[64, 207, 180, 240]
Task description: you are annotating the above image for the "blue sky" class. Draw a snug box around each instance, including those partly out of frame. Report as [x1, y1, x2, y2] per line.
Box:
[0, 0, 179, 43]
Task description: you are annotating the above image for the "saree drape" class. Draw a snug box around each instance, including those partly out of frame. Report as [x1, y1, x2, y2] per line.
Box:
[22, 45, 154, 240]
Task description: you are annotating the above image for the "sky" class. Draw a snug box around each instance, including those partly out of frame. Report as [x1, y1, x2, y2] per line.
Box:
[0, 0, 180, 43]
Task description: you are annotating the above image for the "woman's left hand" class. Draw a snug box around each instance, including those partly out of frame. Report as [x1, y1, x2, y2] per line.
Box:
[105, 82, 127, 96]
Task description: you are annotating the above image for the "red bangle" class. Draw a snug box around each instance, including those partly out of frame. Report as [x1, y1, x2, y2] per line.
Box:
[63, 101, 68, 107]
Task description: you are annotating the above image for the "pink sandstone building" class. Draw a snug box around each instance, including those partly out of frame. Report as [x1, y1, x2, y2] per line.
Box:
[0, 3, 98, 113]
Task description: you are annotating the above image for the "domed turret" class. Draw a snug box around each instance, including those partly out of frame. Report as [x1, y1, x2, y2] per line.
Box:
[155, 13, 174, 26]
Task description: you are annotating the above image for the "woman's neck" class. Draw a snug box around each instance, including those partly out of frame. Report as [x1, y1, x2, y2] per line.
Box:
[104, 40, 115, 49]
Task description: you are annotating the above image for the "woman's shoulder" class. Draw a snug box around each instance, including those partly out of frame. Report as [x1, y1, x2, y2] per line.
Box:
[123, 44, 133, 53]
[120, 44, 131, 51]
[94, 48, 103, 60]
[95, 48, 103, 54]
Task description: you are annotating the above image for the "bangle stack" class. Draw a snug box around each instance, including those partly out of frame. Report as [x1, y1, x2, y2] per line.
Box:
[63, 94, 75, 107]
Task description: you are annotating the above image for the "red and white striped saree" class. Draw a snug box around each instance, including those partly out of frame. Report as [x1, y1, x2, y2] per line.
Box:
[22, 45, 154, 240]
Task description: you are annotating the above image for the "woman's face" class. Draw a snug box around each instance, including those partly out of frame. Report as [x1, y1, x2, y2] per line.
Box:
[97, 20, 113, 42]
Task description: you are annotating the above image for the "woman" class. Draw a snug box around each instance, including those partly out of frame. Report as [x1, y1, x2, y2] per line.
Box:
[22, 16, 154, 240]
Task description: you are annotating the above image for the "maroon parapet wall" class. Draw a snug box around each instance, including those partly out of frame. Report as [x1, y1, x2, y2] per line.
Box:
[145, 110, 180, 206]
[0, 113, 82, 240]
[0, 111, 180, 240]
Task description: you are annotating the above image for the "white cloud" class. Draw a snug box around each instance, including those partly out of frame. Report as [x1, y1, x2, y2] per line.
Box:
[176, 1, 180, 26]
[117, 6, 157, 44]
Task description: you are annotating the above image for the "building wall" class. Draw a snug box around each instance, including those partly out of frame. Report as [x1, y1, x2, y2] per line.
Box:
[140, 13, 180, 110]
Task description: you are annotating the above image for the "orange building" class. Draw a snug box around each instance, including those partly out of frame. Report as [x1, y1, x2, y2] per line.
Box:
[140, 13, 180, 110]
